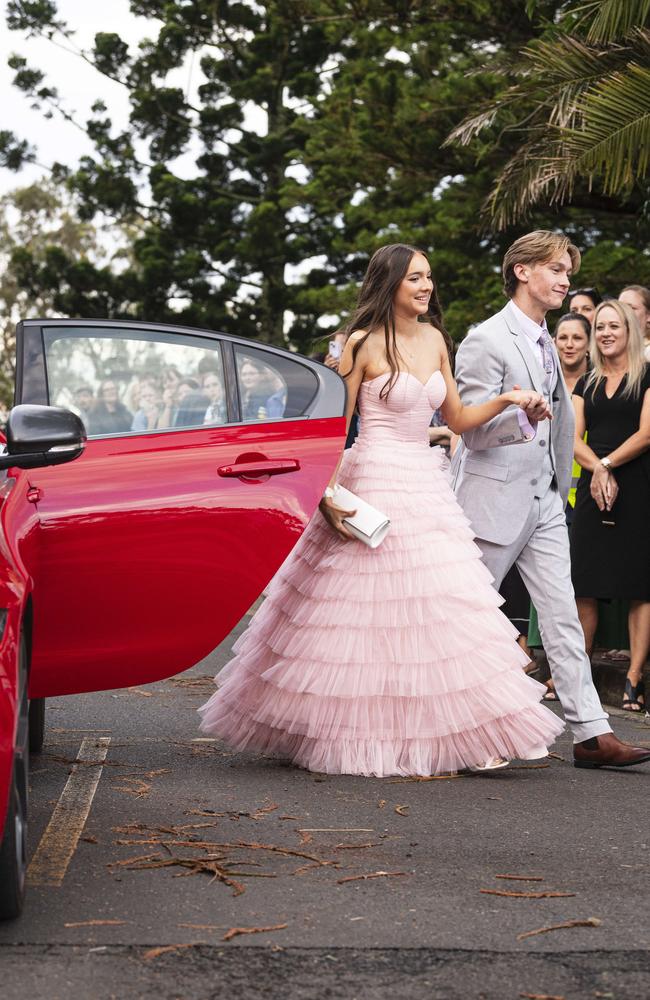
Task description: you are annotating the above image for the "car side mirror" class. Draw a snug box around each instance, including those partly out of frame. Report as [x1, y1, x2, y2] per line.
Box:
[0, 404, 86, 471]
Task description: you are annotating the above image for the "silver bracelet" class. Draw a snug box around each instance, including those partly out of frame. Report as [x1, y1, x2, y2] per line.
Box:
[322, 486, 337, 499]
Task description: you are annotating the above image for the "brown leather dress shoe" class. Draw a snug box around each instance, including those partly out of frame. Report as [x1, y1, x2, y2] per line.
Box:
[574, 733, 650, 769]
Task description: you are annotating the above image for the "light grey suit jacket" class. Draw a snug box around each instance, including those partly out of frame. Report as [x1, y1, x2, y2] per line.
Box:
[450, 302, 574, 545]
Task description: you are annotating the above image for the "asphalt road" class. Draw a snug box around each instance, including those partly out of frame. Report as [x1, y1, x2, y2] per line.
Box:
[1, 607, 649, 1000]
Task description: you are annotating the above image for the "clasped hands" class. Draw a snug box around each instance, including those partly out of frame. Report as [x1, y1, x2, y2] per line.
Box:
[590, 462, 618, 513]
[509, 386, 552, 424]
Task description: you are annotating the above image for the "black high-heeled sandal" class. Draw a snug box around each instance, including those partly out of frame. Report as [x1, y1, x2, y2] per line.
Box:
[622, 677, 645, 712]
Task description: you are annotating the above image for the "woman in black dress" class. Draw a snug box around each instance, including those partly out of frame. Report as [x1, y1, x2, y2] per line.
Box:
[570, 300, 650, 712]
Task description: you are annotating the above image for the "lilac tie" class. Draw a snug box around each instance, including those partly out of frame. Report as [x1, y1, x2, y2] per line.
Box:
[538, 328, 554, 376]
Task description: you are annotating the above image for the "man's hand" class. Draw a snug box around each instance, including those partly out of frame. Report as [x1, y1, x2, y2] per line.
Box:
[524, 395, 552, 423]
[510, 386, 552, 424]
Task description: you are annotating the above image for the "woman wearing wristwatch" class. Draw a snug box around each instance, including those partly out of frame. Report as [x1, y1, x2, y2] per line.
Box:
[569, 300, 650, 713]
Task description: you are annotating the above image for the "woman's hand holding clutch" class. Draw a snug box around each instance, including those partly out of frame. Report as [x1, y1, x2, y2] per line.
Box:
[319, 495, 357, 540]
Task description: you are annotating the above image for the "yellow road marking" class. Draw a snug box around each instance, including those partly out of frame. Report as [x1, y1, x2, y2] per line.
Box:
[28, 736, 111, 886]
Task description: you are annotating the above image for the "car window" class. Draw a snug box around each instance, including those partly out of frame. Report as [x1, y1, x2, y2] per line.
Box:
[43, 328, 226, 438]
[234, 345, 318, 421]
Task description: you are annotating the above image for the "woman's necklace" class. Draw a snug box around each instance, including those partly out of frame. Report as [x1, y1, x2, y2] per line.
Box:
[395, 337, 419, 361]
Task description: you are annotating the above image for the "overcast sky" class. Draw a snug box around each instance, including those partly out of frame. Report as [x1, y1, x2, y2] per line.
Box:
[0, 0, 159, 194]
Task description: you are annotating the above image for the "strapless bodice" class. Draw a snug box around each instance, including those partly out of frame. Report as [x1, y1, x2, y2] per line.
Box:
[357, 370, 447, 444]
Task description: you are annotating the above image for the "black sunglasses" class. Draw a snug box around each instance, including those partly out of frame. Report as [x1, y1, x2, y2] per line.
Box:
[567, 288, 599, 299]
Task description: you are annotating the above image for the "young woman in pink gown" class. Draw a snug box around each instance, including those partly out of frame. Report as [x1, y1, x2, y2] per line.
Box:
[198, 244, 564, 776]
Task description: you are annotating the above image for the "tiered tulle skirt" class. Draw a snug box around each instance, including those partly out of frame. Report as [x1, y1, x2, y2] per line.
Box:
[198, 437, 564, 776]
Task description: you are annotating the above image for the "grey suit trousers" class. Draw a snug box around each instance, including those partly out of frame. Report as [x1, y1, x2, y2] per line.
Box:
[477, 486, 611, 744]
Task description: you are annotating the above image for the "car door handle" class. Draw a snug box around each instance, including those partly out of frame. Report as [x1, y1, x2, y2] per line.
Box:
[217, 459, 301, 478]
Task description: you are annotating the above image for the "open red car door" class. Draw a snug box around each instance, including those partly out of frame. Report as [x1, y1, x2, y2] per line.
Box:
[15, 321, 346, 696]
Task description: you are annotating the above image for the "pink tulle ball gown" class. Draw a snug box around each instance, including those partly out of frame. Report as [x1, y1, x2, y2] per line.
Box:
[198, 370, 564, 776]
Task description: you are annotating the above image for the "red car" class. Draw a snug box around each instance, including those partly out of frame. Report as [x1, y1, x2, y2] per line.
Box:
[0, 318, 345, 918]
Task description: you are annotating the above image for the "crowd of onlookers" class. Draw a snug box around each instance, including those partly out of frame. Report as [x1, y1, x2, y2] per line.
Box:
[64, 355, 286, 436]
[70, 365, 226, 435]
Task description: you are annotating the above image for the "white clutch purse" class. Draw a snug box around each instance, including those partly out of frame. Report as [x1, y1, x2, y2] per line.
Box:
[333, 485, 391, 549]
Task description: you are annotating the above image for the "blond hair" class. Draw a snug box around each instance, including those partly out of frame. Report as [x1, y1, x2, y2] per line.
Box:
[585, 300, 646, 400]
[502, 231, 581, 297]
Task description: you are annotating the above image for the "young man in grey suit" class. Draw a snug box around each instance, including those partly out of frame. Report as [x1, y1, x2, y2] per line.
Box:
[451, 230, 650, 769]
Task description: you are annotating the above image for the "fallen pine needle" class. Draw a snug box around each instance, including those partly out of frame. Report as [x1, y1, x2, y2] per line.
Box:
[108, 853, 162, 867]
[519, 993, 566, 1000]
[250, 803, 279, 818]
[496, 874, 544, 882]
[394, 805, 409, 816]
[64, 919, 127, 927]
[388, 773, 462, 782]
[298, 828, 373, 833]
[177, 923, 220, 931]
[222, 923, 288, 942]
[109, 855, 246, 895]
[337, 870, 409, 884]
[142, 943, 197, 961]
[480, 889, 575, 899]
[508, 764, 550, 771]
[517, 917, 601, 941]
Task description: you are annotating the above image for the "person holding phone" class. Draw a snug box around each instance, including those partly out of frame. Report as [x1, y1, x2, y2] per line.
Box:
[570, 300, 650, 713]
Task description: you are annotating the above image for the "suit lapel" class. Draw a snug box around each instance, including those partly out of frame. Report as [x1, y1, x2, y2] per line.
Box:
[503, 304, 545, 395]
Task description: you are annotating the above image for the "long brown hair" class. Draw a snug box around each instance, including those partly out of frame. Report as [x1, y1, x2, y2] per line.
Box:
[342, 244, 453, 399]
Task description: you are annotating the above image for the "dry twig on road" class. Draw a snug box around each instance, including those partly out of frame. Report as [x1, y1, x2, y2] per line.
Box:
[495, 874, 544, 881]
[222, 923, 288, 942]
[337, 870, 409, 884]
[516, 917, 601, 941]
[142, 944, 197, 961]
[480, 889, 575, 899]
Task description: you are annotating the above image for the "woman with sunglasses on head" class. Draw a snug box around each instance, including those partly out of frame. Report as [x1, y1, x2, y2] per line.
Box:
[198, 244, 564, 777]
[569, 300, 650, 713]
[568, 287, 601, 326]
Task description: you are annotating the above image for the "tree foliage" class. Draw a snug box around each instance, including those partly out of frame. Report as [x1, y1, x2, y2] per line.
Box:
[0, 178, 128, 406]
[448, 0, 650, 228]
[2, 0, 649, 357]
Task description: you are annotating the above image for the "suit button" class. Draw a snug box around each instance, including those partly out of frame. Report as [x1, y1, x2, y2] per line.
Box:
[530, 478, 538, 485]
[539, 439, 546, 446]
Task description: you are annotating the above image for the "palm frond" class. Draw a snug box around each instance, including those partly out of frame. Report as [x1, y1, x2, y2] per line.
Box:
[522, 33, 627, 124]
[444, 84, 534, 146]
[571, 0, 650, 43]
[446, 33, 625, 148]
[561, 62, 650, 192]
[483, 139, 574, 231]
